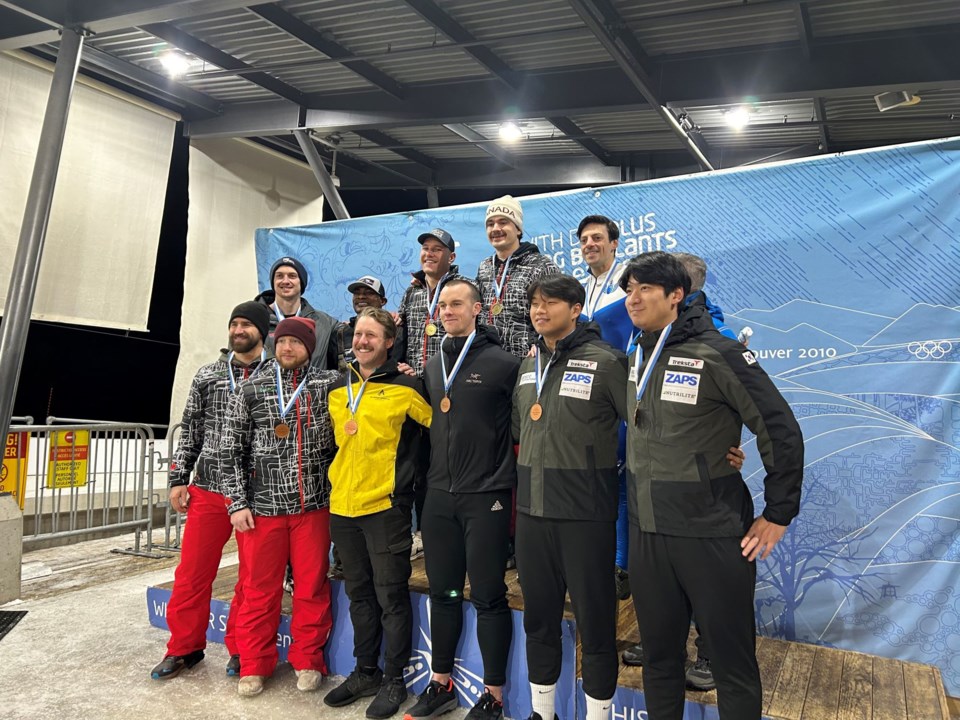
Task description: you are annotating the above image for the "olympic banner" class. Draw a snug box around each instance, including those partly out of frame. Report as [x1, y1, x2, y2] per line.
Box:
[256, 138, 960, 695]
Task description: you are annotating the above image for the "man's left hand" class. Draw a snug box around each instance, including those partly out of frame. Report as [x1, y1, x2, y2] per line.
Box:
[741, 516, 787, 562]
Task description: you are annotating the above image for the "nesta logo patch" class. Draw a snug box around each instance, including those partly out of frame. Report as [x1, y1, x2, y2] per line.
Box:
[562, 372, 593, 384]
[664, 372, 699, 386]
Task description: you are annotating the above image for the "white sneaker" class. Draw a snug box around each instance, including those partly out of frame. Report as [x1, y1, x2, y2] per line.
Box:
[238, 675, 265, 697]
[296, 669, 323, 692]
[410, 531, 424, 561]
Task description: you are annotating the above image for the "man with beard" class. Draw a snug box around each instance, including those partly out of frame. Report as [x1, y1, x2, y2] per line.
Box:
[406, 279, 520, 720]
[334, 275, 389, 372]
[220, 317, 339, 697]
[151, 301, 271, 680]
[254, 255, 339, 369]
[323, 308, 432, 719]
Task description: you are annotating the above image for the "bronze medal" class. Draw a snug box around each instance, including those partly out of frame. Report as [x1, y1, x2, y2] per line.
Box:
[274, 422, 290, 439]
[491, 301, 504, 316]
[530, 402, 543, 421]
[344, 419, 359, 436]
[425, 322, 438, 337]
[440, 396, 451, 413]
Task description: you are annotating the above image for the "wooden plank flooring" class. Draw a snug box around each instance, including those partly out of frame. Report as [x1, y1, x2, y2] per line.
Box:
[158, 559, 951, 719]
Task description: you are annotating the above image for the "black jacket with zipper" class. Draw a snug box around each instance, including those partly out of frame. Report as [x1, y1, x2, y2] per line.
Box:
[423, 325, 521, 494]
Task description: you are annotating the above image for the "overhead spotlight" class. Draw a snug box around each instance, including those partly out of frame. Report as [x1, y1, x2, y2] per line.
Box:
[724, 106, 751, 130]
[498, 121, 523, 143]
[159, 50, 191, 77]
[874, 91, 921, 113]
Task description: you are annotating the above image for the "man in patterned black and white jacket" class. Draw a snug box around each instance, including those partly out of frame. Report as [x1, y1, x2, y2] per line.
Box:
[220, 316, 338, 698]
[151, 301, 271, 682]
[476, 195, 560, 358]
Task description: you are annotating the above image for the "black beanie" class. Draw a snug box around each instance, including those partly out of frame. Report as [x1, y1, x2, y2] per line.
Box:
[270, 256, 309, 293]
[230, 301, 271, 342]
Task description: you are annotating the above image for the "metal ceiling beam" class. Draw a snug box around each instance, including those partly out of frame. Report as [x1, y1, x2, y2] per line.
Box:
[812, 97, 829, 152]
[403, 0, 520, 89]
[294, 129, 350, 220]
[442, 124, 516, 167]
[248, 3, 406, 100]
[353, 129, 437, 170]
[545, 116, 611, 164]
[568, 0, 714, 171]
[140, 22, 306, 105]
[0, 0, 266, 50]
[795, 1, 814, 61]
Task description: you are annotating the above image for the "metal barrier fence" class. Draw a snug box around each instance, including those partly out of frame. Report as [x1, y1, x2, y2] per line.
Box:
[154, 421, 185, 552]
[8, 421, 167, 557]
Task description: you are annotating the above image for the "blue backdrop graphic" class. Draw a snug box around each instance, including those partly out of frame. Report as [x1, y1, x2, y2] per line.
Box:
[257, 138, 960, 694]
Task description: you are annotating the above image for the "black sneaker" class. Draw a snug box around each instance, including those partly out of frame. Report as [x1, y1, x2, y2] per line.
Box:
[621, 642, 644, 667]
[404, 679, 457, 719]
[615, 567, 631, 601]
[150, 650, 204, 680]
[465, 690, 503, 720]
[324, 667, 384, 707]
[367, 676, 408, 719]
[226, 654, 240, 676]
[685, 656, 716, 691]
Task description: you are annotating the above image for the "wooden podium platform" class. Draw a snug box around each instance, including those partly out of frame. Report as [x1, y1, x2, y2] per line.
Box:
[160, 559, 951, 720]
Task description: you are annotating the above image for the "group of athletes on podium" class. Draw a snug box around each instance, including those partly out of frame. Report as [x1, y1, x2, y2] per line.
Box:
[152, 194, 804, 720]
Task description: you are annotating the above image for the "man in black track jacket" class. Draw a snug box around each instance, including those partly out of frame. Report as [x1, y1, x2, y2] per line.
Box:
[511, 274, 627, 720]
[620, 251, 804, 720]
[406, 279, 520, 720]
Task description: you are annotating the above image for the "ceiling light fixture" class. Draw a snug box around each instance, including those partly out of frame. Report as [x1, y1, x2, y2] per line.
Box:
[724, 107, 752, 130]
[498, 121, 523, 143]
[159, 50, 191, 78]
[874, 91, 921, 113]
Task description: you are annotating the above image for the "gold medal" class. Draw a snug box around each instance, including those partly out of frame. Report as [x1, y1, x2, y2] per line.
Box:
[425, 323, 438, 337]
[344, 419, 359, 435]
[530, 403, 543, 421]
[440, 396, 451, 413]
[274, 422, 290, 439]
[491, 302, 504, 316]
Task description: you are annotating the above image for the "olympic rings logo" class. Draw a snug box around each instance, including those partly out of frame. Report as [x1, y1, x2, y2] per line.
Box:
[907, 341, 953, 360]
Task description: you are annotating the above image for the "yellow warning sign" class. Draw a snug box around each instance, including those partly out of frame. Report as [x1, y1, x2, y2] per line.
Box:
[47, 430, 89, 489]
[2, 431, 29, 509]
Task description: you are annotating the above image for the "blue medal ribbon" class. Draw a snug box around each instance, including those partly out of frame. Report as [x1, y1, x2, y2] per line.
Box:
[426, 272, 453, 323]
[634, 324, 672, 404]
[227, 349, 266, 392]
[533, 342, 555, 403]
[345, 370, 372, 416]
[274, 363, 309, 419]
[439, 331, 476, 395]
[271, 302, 302, 322]
[490, 254, 513, 303]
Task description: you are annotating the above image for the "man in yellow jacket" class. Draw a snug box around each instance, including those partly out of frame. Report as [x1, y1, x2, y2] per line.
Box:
[323, 307, 432, 719]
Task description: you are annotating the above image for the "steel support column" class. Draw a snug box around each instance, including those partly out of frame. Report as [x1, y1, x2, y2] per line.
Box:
[0, 27, 84, 443]
[293, 130, 351, 221]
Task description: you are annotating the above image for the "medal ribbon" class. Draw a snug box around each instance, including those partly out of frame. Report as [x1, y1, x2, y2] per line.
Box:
[227, 349, 267, 392]
[582, 261, 619, 321]
[271, 302, 302, 322]
[426, 273, 452, 323]
[634, 324, 672, 405]
[533, 342, 555, 403]
[440, 331, 476, 396]
[274, 363, 309, 419]
[345, 370, 372, 416]
[490, 254, 513, 305]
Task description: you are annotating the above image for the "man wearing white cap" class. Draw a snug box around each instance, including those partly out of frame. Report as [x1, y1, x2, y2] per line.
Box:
[476, 196, 560, 358]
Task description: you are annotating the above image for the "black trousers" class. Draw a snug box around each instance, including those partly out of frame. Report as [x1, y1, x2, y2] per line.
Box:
[629, 527, 761, 720]
[330, 506, 413, 678]
[422, 488, 513, 685]
[516, 513, 618, 700]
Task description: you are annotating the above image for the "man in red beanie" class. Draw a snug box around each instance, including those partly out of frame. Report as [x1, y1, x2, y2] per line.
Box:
[151, 301, 271, 681]
[220, 316, 339, 697]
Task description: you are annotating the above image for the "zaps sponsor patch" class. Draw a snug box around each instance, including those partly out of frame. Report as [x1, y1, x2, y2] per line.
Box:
[660, 371, 700, 405]
[668, 356, 704, 369]
[559, 371, 594, 400]
[518, 371, 536, 386]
